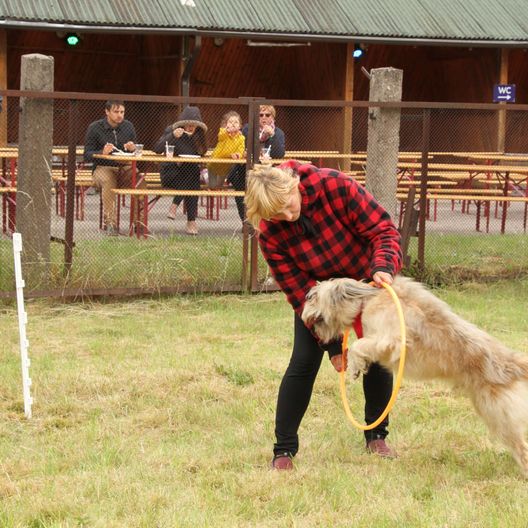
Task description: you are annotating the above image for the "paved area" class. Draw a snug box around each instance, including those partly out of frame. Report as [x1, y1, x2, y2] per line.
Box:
[52, 190, 245, 240]
[2, 190, 527, 241]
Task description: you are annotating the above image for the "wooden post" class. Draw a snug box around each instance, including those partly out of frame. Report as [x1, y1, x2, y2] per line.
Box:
[342, 43, 355, 170]
[496, 48, 509, 153]
[0, 29, 7, 145]
[365, 67, 403, 218]
[16, 54, 54, 289]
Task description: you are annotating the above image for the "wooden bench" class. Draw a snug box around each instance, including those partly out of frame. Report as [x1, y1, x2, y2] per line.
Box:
[52, 174, 95, 220]
[397, 192, 528, 233]
[111, 188, 246, 237]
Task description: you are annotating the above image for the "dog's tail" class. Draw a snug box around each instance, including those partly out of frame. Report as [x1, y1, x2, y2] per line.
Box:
[341, 280, 382, 301]
[483, 347, 528, 385]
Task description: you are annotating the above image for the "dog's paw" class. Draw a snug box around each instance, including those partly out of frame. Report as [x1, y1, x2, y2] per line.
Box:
[349, 356, 370, 379]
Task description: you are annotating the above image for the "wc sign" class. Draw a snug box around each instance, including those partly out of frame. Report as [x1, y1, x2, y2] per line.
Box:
[493, 84, 516, 103]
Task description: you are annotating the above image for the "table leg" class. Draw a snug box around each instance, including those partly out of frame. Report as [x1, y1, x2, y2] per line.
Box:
[142, 195, 149, 238]
[2, 193, 6, 233]
[7, 191, 16, 232]
[500, 173, 509, 234]
[129, 195, 136, 237]
[116, 193, 121, 233]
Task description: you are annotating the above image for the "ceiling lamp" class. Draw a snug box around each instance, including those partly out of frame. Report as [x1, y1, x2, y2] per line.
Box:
[65, 33, 81, 46]
[353, 43, 365, 60]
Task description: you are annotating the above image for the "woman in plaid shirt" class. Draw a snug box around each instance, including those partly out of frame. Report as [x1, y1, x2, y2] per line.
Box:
[246, 160, 403, 470]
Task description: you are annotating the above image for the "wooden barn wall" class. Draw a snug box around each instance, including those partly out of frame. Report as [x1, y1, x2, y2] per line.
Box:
[5, 30, 528, 152]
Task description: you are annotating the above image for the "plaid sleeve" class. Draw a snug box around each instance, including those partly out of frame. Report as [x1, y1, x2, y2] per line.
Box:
[258, 233, 316, 320]
[344, 182, 403, 276]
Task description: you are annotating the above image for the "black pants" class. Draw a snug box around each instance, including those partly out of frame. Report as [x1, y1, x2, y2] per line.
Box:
[160, 164, 200, 221]
[274, 314, 393, 457]
[227, 164, 245, 222]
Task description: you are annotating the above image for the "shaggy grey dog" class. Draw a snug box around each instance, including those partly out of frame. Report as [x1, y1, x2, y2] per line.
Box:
[302, 275, 528, 476]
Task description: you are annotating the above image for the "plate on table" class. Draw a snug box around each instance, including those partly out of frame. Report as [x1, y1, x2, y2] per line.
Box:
[112, 151, 135, 157]
[178, 154, 201, 159]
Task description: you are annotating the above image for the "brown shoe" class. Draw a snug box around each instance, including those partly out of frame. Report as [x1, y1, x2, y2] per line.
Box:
[271, 452, 294, 470]
[366, 438, 398, 458]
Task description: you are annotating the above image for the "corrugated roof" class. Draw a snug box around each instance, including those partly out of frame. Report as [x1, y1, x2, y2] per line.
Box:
[1, 0, 528, 43]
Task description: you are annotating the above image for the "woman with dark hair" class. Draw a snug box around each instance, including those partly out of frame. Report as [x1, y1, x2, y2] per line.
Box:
[154, 106, 207, 235]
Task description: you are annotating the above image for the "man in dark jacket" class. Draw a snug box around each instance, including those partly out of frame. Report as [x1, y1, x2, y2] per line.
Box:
[84, 100, 142, 234]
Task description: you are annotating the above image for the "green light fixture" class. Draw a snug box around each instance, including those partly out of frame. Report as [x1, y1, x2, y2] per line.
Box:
[65, 33, 80, 46]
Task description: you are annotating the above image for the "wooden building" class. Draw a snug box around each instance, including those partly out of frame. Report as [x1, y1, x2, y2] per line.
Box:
[1, 1, 528, 150]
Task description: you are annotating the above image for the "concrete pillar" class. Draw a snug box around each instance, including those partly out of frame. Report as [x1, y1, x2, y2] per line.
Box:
[16, 53, 54, 289]
[365, 67, 403, 219]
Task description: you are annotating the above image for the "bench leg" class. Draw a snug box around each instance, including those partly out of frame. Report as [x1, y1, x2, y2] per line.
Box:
[2, 194, 6, 233]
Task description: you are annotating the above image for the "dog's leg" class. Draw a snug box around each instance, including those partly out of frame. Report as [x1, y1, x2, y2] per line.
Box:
[348, 338, 383, 379]
[470, 383, 528, 478]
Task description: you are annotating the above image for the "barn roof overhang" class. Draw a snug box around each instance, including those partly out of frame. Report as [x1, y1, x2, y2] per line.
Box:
[2, 19, 528, 49]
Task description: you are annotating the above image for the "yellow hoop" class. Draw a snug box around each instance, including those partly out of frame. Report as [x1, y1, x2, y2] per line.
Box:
[339, 282, 407, 430]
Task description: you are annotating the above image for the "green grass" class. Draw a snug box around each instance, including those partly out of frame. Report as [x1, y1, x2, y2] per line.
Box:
[407, 233, 528, 284]
[0, 235, 249, 293]
[2, 232, 527, 296]
[1, 280, 528, 526]
[1, 233, 527, 295]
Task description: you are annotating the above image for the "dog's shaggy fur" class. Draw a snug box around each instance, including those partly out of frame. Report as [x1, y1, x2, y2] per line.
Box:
[302, 275, 528, 476]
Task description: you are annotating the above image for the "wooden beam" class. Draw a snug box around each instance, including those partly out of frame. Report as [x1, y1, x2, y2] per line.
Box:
[342, 43, 354, 170]
[497, 48, 509, 152]
[0, 30, 7, 146]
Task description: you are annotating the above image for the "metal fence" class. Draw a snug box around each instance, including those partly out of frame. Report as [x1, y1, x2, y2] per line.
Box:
[1, 92, 527, 298]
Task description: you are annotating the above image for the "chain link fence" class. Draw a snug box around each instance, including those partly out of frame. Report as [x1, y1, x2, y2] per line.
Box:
[1, 94, 527, 298]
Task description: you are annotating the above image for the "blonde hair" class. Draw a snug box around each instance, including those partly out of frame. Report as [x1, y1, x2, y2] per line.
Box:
[221, 110, 242, 128]
[260, 105, 276, 119]
[245, 164, 298, 229]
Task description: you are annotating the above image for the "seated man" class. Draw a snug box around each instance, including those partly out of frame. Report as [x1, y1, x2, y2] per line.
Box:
[83, 100, 145, 235]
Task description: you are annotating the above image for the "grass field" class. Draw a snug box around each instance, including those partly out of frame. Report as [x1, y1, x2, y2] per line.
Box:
[1, 279, 528, 526]
[1, 232, 527, 295]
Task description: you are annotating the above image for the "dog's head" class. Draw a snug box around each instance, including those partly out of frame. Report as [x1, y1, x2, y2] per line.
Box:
[302, 278, 380, 342]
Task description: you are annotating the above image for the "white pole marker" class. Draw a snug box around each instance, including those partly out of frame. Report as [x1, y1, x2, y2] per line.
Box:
[12, 233, 32, 419]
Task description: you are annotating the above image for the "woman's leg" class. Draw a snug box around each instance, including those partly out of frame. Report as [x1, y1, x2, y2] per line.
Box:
[228, 165, 246, 222]
[184, 196, 198, 222]
[363, 362, 393, 442]
[274, 314, 324, 457]
[160, 169, 183, 209]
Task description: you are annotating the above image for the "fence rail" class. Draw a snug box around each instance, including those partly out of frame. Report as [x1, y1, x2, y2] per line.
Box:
[1, 93, 527, 298]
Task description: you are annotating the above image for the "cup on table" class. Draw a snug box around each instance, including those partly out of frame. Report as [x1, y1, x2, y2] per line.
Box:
[134, 144, 144, 156]
[260, 147, 271, 161]
[166, 145, 175, 158]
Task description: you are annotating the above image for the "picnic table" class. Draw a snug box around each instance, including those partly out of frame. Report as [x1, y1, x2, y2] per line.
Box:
[94, 153, 306, 237]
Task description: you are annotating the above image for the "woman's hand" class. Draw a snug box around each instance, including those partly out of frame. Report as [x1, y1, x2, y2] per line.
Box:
[173, 127, 184, 139]
[261, 124, 274, 137]
[372, 271, 393, 287]
[330, 354, 347, 372]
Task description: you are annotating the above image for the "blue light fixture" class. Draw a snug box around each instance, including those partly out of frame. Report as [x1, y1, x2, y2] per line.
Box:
[353, 43, 364, 60]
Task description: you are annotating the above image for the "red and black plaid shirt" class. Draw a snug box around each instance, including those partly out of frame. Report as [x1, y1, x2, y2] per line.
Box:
[258, 161, 403, 325]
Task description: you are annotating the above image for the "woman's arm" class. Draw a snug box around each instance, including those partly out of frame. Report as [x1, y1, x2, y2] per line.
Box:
[153, 126, 175, 154]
